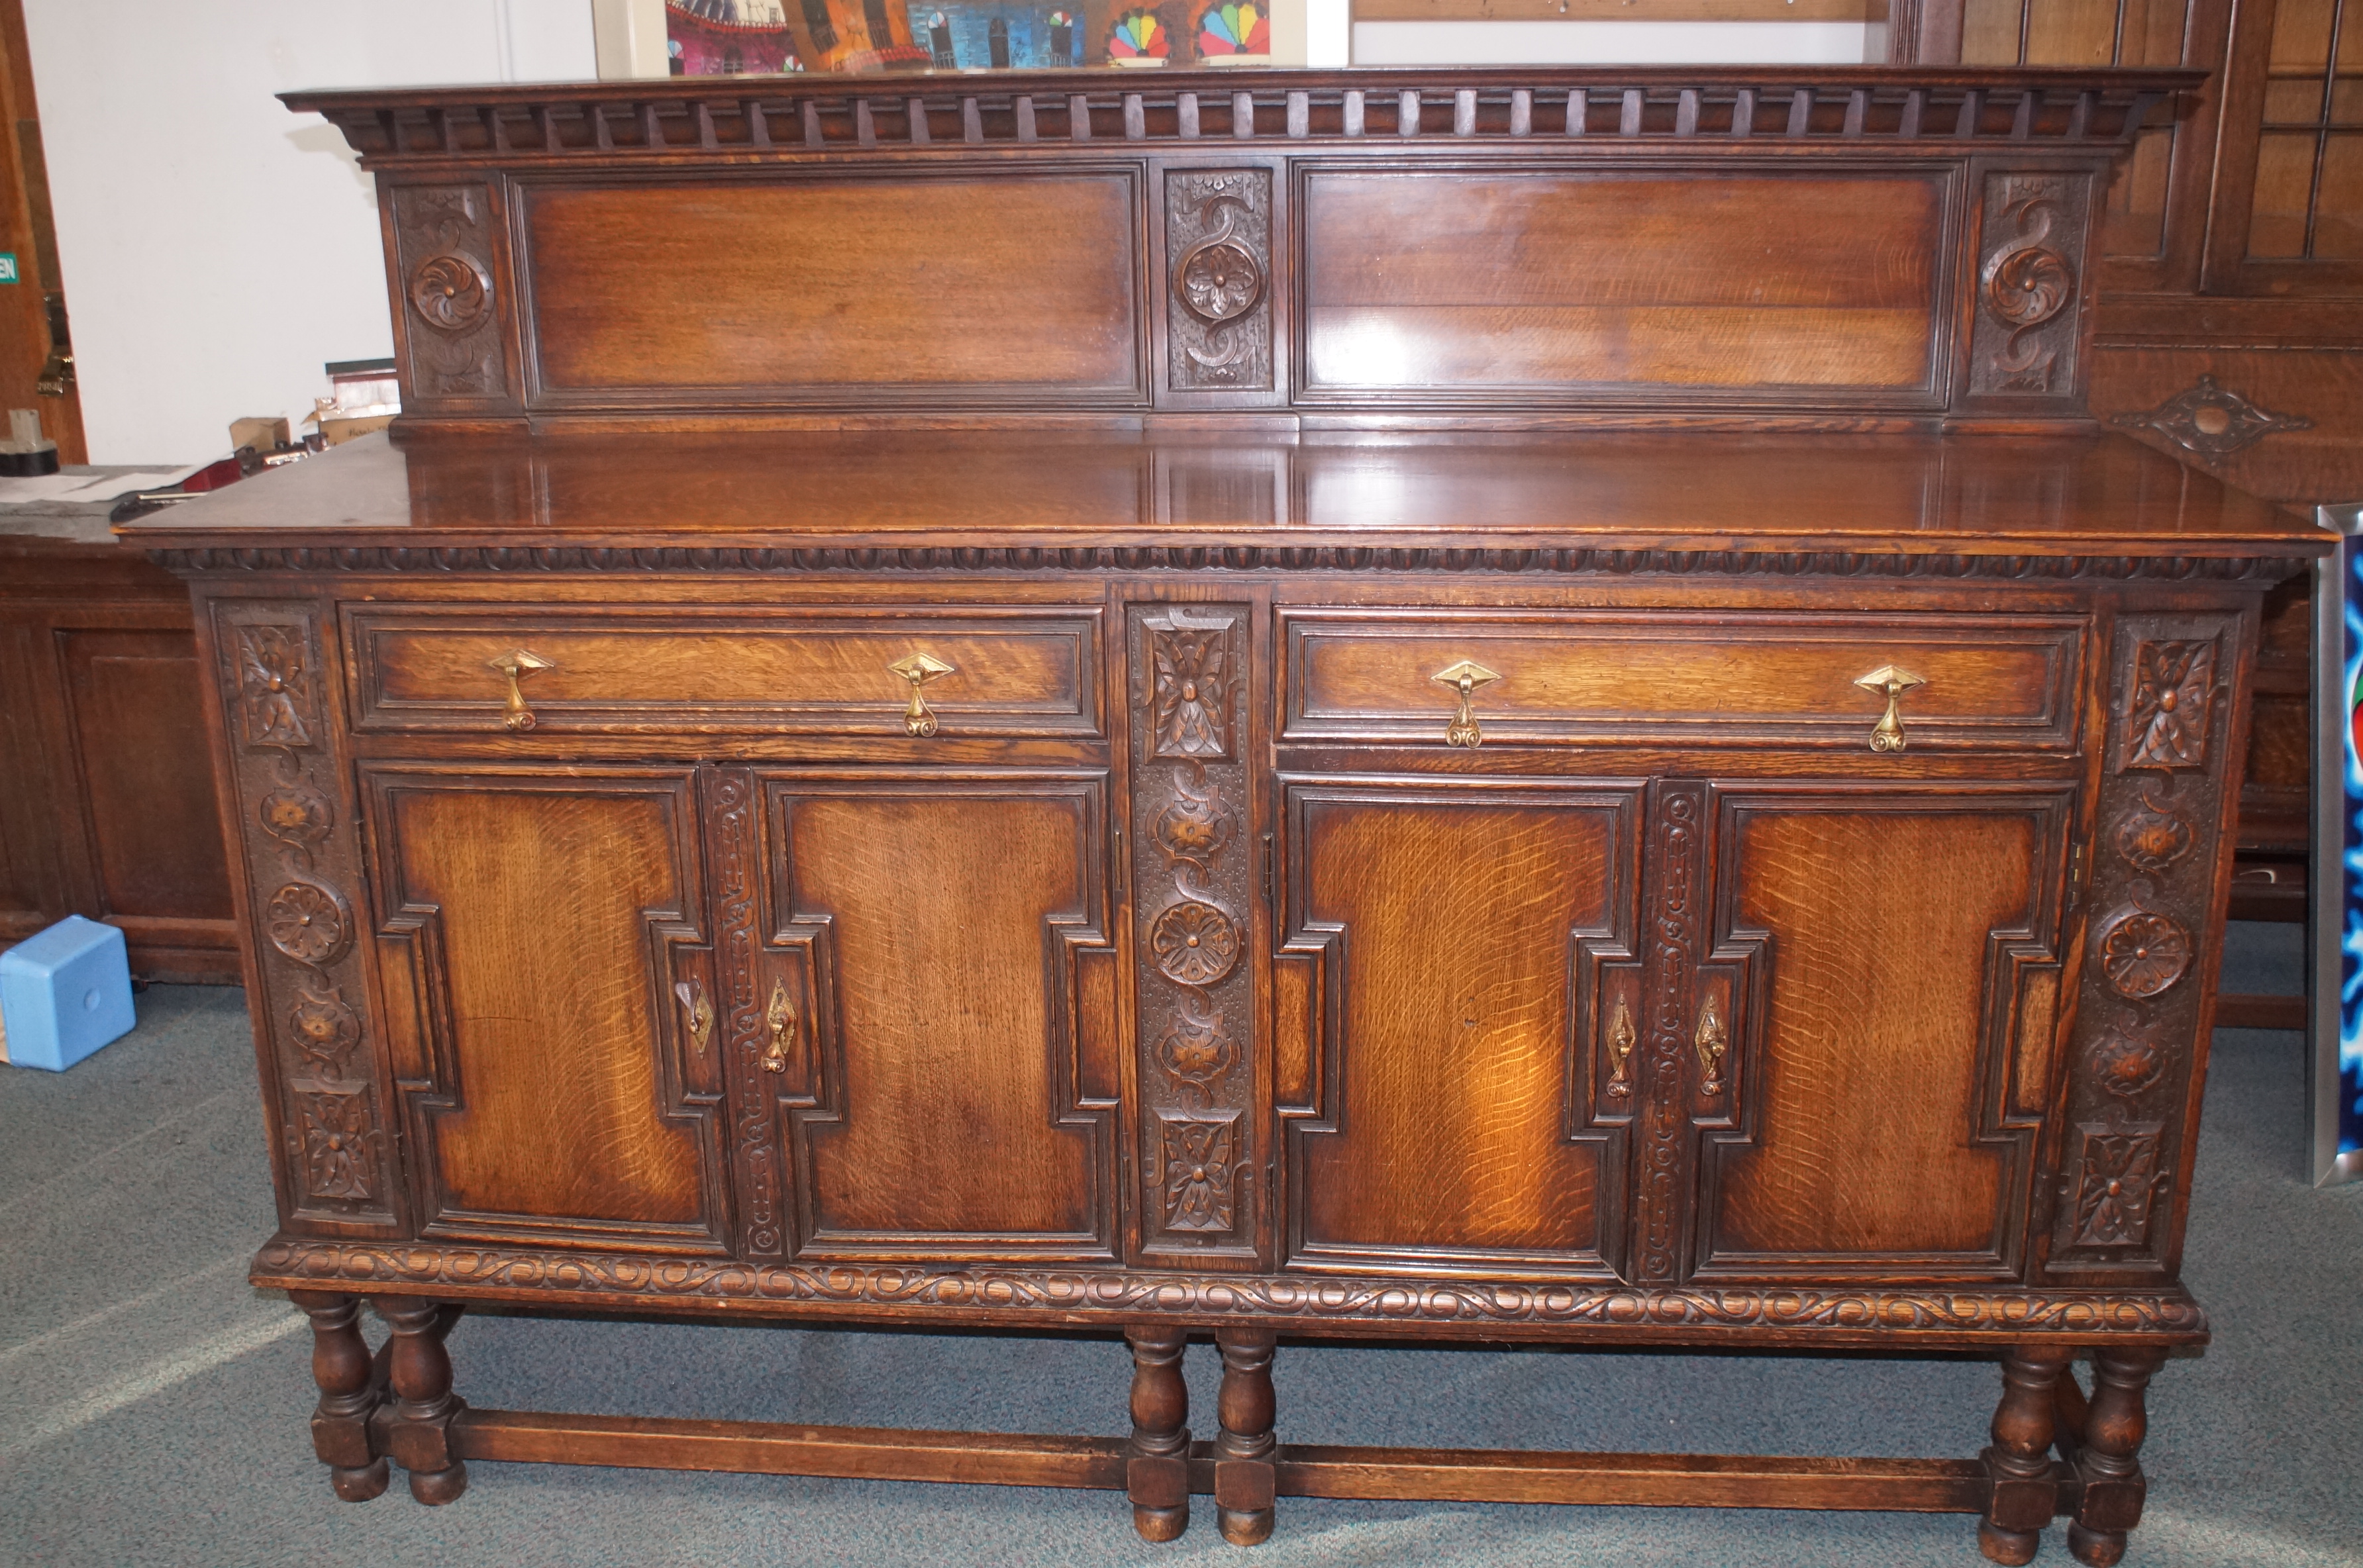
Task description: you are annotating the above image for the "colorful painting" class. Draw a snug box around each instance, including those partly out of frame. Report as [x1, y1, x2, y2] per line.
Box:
[1193, 0, 1267, 58]
[1107, 7, 1170, 60]
[668, 0, 1233, 72]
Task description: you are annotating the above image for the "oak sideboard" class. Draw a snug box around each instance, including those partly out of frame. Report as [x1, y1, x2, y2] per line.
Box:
[123, 65, 2331, 1564]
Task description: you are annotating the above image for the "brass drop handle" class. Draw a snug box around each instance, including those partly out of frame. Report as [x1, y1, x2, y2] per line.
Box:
[1695, 995, 1727, 1095]
[487, 648, 552, 733]
[1604, 997, 1635, 1100]
[1854, 664, 1925, 754]
[763, 979, 796, 1074]
[1431, 660, 1501, 750]
[887, 651, 956, 738]
[673, 979, 714, 1056]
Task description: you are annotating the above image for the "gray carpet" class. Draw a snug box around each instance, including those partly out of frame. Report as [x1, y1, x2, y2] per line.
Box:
[2, 924, 2356, 1567]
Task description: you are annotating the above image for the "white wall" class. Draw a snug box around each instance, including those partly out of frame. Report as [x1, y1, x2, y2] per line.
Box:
[23, 1, 596, 464]
[1351, 20, 1870, 64]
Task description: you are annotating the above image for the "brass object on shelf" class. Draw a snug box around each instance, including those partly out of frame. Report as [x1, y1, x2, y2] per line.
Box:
[1854, 664, 1926, 753]
[1431, 660, 1501, 749]
[487, 648, 552, 733]
[887, 651, 956, 738]
[764, 979, 795, 1074]
[672, 979, 713, 1055]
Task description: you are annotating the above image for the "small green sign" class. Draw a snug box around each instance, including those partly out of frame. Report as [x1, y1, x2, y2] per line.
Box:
[0, 254, 17, 283]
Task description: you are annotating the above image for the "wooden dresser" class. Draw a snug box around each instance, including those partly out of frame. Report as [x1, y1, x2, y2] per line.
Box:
[125, 67, 2330, 1565]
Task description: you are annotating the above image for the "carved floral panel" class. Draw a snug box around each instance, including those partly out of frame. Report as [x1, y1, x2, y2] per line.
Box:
[1165, 170, 1273, 394]
[1969, 172, 2088, 400]
[391, 184, 508, 401]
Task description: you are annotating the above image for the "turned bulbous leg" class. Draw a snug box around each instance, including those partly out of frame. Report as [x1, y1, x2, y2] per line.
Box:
[376, 1297, 468, 1506]
[2067, 1349, 2164, 1567]
[1213, 1328, 1278, 1547]
[290, 1290, 389, 1502]
[1978, 1345, 2070, 1565]
[1125, 1328, 1191, 1542]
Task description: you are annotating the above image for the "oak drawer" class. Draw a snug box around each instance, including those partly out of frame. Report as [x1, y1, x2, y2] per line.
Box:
[348, 607, 1103, 736]
[1281, 611, 2085, 751]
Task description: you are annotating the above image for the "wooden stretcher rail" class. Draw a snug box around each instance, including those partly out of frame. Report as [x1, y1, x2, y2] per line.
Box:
[444, 1408, 2000, 1512]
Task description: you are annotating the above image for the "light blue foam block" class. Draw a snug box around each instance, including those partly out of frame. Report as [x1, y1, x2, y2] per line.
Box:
[1, 915, 136, 1071]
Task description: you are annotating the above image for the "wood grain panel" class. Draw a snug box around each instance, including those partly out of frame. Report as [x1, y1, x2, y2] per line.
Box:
[779, 780, 1113, 1255]
[1287, 787, 1629, 1271]
[57, 628, 232, 924]
[382, 776, 715, 1239]
[1301, 173, 1944, 397]
[2091, 345, 2363, 504]
[1702, 803, 2043, 1270]
[352, 608, 1101, 736]
[525, 176, 1142, 400]
[1284, 612, 2082, 750]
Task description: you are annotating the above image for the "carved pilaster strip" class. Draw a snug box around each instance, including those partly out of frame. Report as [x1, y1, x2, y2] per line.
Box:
[1631, 780, 1705, 1284]
[1131, 604, 1255, 1259]
[390, 184, 509, 405]
[2050, 612, 2237, 1269]
[1969, 170, 2089, 401]
[1165, 170, 1273, 393]
[708, 764, 781, 1260]
[216, 602, 395, 1225]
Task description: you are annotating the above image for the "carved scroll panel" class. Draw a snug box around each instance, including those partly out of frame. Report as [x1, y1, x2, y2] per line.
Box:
[1968, 169, 2091, 402]
[211, 602, 395, 1226]
[389, 183, 511, 407]
[1163, 169, 1274, 396]
[2049, 614, 2238, 1271]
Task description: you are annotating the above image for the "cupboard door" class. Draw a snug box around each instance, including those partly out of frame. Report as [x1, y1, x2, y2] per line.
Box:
[758, 773, 1120, 1263]
[1690, 787, 2072, 1283]
[366, 766, 731, 1252]
[1276, 779, 1639, 1278]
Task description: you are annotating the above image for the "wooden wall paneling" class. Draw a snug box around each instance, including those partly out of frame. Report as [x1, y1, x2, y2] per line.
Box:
[363, 763, 730, 1252]
[2203, 0, 2363, 295]
[766, 771, 1120, 1263]
[1276, 777, 1637, 1279]
[1691, 787, 2072, 1282]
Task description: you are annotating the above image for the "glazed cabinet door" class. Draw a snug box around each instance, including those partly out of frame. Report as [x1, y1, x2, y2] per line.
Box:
[364, 765, 733, 1253]
[713, 769, 1122, 1265]
[1682, 784, 2076, 1284]
[1273, 777, 1642, 1279]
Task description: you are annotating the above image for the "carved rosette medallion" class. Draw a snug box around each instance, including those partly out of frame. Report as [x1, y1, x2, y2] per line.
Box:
[1165, 170, 1273, 393]
[2096, 909, 2191, 999]
[1970, 173, 2087, 399]
[1131, 605, 1254, 1251]
[215, 605, 389, 1219]
[2114, 791, 2193, 873]
[2052, 615, 2235, 1266]
[2111, 375, 2313, 461]
[391, 185, 507, 400]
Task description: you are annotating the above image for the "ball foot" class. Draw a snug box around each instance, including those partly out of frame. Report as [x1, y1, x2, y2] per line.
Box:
[1132, 1502, 1189, 1542]
[1218, 1506, 1274, 1546]
[408, 1460, 469, 1506]
[328, 1459, 389, 1503]
[1978, 1520, 2042, 1566]
[2068, 1522, 2127, 1567]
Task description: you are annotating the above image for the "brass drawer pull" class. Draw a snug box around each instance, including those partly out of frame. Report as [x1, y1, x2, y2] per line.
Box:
[764, 979, 796, 1073]
[672, 979, 714, 1056]
[1431, 660, 1501, 749]
[887, 651, 956, 738]
[487, 648, 552, 733]
[1695, 995, 1727, 1095]
[1854, 664, 1925, 753]
[1605, 998, 1635, 1100]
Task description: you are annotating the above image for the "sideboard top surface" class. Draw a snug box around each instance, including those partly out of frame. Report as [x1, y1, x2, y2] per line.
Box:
[120, 428, 2329, 560]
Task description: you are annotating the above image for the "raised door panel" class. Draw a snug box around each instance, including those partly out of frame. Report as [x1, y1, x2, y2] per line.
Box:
[1692, 789, 2070, 1281]
[56, 628, 234, 932]
[366, 767, 730, 1251]
[763, 774, 1119, 1262]
[1278, 780, 1638, 1277]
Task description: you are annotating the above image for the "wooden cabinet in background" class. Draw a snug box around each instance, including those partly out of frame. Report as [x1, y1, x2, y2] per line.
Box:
[0, 522, 235, 983]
